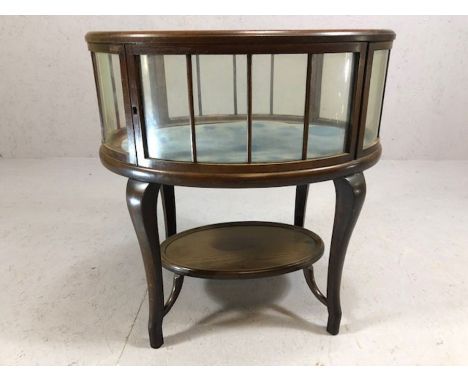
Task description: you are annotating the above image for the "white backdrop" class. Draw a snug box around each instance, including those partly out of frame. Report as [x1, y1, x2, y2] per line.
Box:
[0, 15, 467, 159]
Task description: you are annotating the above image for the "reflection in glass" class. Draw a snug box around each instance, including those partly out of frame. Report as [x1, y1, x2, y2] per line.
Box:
[140, 54, 192, 160]
[94, 52, 127, 152]
[135, 51, 362, 163]
[308, 52, 355, 158]
[252, 54, 307, 162]
[147, 122, 349, 163]
[364, 49, 389, 148]
[192, 55, 248, 163]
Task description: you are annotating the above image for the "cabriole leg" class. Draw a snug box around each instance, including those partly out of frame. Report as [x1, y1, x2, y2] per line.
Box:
[327, 172, 366, 335]
[161, 185, 177, 238]
[295, 184, 327, 304]
[126, 179, 164, 349]
[294, 184, 310, 227]
[161, 185, 185, 316]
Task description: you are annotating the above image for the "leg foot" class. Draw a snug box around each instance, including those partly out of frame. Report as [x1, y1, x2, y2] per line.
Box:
[126, 179, 165, 349]
[326, 172, 366, 335]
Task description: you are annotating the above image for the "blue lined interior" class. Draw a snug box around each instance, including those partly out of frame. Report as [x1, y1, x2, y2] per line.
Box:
[145, 121, 347, 163]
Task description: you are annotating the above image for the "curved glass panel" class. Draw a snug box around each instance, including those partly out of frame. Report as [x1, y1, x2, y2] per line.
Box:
[364, 49, 389, 148]
[94, 52, 127, 153]
[252, 54, 307, 162]
[137, 51, 358, 163]
[307, 52, 355, 158]
[192, 55, 248, 163]
[140, 54, 192, 161]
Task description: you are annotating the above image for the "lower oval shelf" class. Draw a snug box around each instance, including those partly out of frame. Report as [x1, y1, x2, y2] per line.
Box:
[161, 221, 324, 279]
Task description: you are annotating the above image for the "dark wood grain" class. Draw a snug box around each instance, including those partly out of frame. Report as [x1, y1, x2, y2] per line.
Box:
[86, 29, 396, 45]
[161, 185, 176, 238]
[88, 30, 394, 348]
[247, 54, 252, 163]
[186, 54, 197, 162]
[302, 54, 312, 159]
[303, 266, 327, 306]
[124, 41, 365, 55]
[294, 184, 310, 227]
[195, 54, 203, 116]
[163, 274, 184, 316]
[327, 172, 366, 334]
[161, 221, 324, 279]
[99, 143, 380, 188]
[233, 55, 238, 115]
[126, 179, 164, 349]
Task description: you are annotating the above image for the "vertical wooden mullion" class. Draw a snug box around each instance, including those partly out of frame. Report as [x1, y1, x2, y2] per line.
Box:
[119, 46, 138, 164]
[355, 43, 372, 157]
[125, 49, 147, 164]
[233, 55, 238, 115]
[195, 54, 203, 116]
[269, 54, 274, 115]
[302, 54, 313, 160]
[247, 54, 253, 163]
[186, 54, 198, 162]
[349, 46, 367, 156]
[309, 54, 323, 122]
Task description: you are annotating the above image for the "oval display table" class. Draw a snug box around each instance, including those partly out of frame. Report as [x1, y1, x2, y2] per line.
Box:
[86, 29, 395, 348]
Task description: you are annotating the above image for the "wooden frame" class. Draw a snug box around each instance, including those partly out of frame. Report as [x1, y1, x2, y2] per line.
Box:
[86, 29, 396, 45]
[356, 40, 393, 157]
[118, 41, 370, 184]
[89, 43, 137, 164]
[87, 31, 394, 187]
[86, 30, 395, 349]
[87, 31, 393, 187]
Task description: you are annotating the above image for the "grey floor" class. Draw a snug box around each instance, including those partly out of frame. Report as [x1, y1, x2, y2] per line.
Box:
[1, 158, 467, 365]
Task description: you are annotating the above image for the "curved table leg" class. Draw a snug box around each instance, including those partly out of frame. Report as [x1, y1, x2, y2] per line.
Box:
[295, 184, 328, 307]
[303, 267, 327, 306]
[126, 179, 165, 349]
[164, 274, 184, 316]
[294, 184, 310, 227]
[327, 172, 366, 335]
[161, 185, 177, 238]
[161, 185, 185, 316]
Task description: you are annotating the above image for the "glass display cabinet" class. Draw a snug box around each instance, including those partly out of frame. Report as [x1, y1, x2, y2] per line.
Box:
[86, 30, 395, 348]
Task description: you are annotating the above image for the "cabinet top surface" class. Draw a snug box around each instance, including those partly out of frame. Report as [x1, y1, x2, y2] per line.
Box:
[86, 29, 396, 44]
